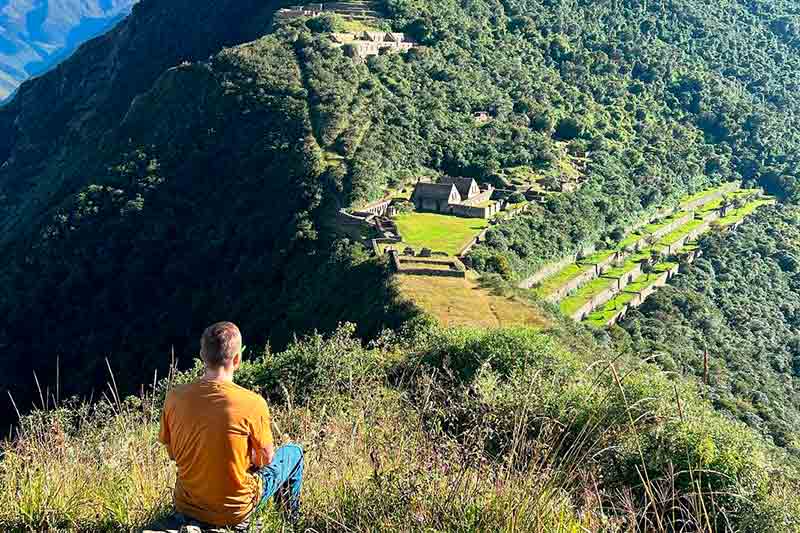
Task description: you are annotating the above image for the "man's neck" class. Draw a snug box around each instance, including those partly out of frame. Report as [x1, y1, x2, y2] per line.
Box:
[202, 367, 235, 383]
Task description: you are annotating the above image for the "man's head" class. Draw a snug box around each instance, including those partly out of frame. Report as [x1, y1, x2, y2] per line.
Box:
[200, 322, 242, 371]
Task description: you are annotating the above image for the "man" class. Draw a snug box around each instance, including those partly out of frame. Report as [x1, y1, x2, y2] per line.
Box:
[159, 322, 303, 529]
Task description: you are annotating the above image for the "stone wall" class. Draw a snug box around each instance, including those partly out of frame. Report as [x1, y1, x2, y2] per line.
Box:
[335, 209, 376, 240]
[598, 263, 683, 327]
[353, 197, 392, 217]
[544, 267, 598, 303]
[681, 181, 740, 211]
[393, 255, 467, 278]
[451, 202, 500, 219]
[570, 286, 618, 322]
[519, 256, 576, 289]
[607, 263, 643, 291]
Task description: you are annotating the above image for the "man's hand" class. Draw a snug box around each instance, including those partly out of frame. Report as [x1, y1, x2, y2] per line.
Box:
[251, 443, 275, 468]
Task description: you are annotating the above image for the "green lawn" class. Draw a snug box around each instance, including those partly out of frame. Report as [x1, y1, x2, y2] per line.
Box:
[533, 263, 592, 298]
[679, 183, 733, 207]
[586, 291, 637, 326]
[393, 213, 489, 256]
[658, 218, 705, 247]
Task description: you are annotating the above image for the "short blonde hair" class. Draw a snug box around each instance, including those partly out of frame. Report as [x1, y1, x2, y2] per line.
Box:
[200, 322, 242, 367]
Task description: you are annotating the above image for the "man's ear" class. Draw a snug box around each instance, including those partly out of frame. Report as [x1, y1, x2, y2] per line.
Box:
[233, 350, 242, 370]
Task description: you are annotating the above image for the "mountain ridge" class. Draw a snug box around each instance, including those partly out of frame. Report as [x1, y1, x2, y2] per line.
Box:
[0, 0, 137, 99]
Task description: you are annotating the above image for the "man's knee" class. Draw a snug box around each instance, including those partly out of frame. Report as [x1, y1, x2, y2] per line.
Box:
[278, 444, 304, 467]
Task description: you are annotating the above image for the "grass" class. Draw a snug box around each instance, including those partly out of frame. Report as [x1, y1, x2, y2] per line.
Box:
[585, 291, 637, 327]
[657, 217, 706, 247]
[533, 263, 592, 298]
[3, 324, 796, 532]
[717, 198, 777, 226]
[393, 213, 489, 256]
[559, 276, 616, 316]
[396, 274, 549, 329]
[584, 261, 681, 327]
[679, 183, 735, 206]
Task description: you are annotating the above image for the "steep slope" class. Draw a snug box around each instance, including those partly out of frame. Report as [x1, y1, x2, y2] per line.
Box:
[0, 2, 414, 422]
[1, 0, 800, 436]
[0, 0, 137, 99]
[619, 205, 800, 450]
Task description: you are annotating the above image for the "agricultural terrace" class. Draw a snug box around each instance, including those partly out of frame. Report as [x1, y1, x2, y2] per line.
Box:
[584, 196, 776, 327]
[528, 184, 772, 323]
[393, 213, 489, 256]
[533, 184, 744, 300]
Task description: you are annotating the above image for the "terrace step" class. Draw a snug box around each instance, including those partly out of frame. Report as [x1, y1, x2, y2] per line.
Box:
[527, 184, 762, 304]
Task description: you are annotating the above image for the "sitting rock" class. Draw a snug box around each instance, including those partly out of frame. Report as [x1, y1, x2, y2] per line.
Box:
[419, 248, 432, 257]
[403, 247, 416, 256]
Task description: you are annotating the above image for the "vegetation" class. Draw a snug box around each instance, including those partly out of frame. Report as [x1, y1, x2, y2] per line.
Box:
[617, 205, 800, 451]
[395, 273, 548, 328]
[0, 1, 799, 529]
[4, 322, 800, 532]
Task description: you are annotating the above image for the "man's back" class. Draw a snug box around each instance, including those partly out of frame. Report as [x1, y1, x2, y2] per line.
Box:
[159, 379, 273, 527]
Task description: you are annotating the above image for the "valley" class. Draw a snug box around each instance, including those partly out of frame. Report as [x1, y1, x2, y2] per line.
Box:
[2, 0, 800, 531]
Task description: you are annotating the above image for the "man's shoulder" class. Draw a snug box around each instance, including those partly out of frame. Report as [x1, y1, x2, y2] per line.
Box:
[229, 382, 268, 407]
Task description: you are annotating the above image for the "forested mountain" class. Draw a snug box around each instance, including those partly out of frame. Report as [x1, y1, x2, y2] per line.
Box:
[0, 0, 799, 434]
[619, 205, 800, 450]
[3, 0, 800, 530]
[0, 0, 136, 99]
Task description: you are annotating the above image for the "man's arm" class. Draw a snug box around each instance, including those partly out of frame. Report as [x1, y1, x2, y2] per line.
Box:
[249, 399, 275, 468]
[158, 399, 175, 461]
[251, 442, 275, 468]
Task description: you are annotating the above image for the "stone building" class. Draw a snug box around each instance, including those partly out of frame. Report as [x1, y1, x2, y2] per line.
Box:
[411, 183, 463, 213]
[329, 31, 416, 59]
[411, 177, 499, 219]
[276, 2, 381, 22]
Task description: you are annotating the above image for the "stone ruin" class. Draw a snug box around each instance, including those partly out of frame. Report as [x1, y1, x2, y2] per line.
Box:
[329, 31, 417, 59]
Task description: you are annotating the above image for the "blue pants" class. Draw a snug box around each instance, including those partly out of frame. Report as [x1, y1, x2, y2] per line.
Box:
[256, 444, 304, 514]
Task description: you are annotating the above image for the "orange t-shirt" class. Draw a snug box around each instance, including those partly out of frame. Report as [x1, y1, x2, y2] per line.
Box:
[159, 379, 274, 526]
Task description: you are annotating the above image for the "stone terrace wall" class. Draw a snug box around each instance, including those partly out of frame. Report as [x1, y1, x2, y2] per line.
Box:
[353, 197, 392, 217]
[599, 263, 682, 327]
[520, 255, 576, 288]
[681, 181, 740, 211]
[392, 254, 468, 278]
[452, 202, 500, 219]
[606, 262, 643, 291]
[570, 286, 618, 321]
[545, 267, 598, 303]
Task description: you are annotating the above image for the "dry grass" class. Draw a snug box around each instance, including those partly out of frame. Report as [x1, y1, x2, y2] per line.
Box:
[1, 325, 796, 533]
[0, 388, 599, 533]
[395, 274, 549, 329]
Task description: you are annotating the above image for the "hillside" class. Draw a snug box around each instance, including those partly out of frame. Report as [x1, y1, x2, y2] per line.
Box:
[620, 205, 800, 450]
[0, 0, 136, 99]
[3, 322, 800, 531]
[1, 0, 800, 531]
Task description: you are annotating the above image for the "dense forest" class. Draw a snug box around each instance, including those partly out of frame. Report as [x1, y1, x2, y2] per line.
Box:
[619, 205, 800, 451]
[0, 0, 799, 426]
[465, 0, 800, 277]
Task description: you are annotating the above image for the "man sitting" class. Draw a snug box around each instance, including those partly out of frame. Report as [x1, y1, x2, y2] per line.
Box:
[159, 322, 303, 529]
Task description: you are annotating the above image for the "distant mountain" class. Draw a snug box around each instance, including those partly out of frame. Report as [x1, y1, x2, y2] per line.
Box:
[0, 0, 136, 99]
